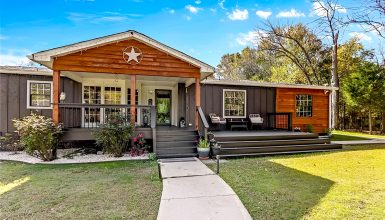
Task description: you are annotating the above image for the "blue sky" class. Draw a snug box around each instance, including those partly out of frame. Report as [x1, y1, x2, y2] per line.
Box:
[0, 0, 382, 67]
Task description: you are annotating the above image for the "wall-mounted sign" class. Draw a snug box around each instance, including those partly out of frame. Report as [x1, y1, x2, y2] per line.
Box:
[123, 46, 142, 65]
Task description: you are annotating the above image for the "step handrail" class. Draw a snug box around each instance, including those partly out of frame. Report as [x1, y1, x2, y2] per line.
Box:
[197, 106, 209, 140]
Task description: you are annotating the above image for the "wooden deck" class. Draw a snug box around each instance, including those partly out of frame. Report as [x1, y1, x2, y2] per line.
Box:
[211, 130, 318, 140]
[210, 130, 341, 157]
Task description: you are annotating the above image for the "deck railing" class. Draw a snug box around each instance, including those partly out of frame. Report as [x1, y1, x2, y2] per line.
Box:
[266, 112, 293, 131]
[197, 106, 209, 139]
[59, 103, 156, 129]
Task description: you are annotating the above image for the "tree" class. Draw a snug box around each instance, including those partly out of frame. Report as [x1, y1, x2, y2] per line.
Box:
[217, 47, 271, 81]
[257, 23, 325, 85]
[312, 0, 347, 130]
[342, 61, 385, 134]
[349, 0, 385, 39]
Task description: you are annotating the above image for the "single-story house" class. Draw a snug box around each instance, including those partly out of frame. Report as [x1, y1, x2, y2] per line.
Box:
[0, 30, 339, 157]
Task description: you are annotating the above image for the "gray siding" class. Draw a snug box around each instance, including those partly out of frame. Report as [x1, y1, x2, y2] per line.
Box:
[0, 73, 81, 135]
[186, 83, 276, 128]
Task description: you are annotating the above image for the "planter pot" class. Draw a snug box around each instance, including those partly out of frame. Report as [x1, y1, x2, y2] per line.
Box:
[197, 147, 210, 159]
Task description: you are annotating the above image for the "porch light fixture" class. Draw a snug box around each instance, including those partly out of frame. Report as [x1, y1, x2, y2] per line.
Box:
[60, 92, 66, 101]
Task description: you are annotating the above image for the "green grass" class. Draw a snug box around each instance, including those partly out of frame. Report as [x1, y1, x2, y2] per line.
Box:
[208, 145, 385, 219]
[0, 160, 162, 220]
[331, 130, 385, 141]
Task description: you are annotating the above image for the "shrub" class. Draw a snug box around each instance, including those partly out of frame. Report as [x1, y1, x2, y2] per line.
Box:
[13, 114, 62, 161]
[0, 133, 22, 152]
[306, 124, 314, 133]
[130, 133, 148, 156]
[198, 138, 210, 148]
[93, 114, 133, 157]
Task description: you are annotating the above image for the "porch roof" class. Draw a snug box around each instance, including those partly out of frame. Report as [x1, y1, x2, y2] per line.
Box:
[27, 30, 215, 78]
[202, 79, 339, 90]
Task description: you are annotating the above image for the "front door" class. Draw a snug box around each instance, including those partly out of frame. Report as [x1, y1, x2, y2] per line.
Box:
[155, 90, 171, 126]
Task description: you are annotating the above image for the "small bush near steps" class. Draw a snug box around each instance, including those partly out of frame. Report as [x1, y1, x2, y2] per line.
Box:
[13, 114, 62, 161]
[93, 114, 133, 157]
[130, 133, 149, 156]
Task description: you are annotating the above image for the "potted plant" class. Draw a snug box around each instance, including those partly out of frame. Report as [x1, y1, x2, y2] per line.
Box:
[197, 138, 210, 159]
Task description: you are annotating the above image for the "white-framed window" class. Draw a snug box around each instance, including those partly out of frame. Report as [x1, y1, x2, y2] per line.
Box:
[296, 94, 313, 117]
[223, 89, 246, 118]
[27, 80, 53, 109]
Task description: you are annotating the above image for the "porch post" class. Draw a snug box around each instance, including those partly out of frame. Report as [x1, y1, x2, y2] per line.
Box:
[52, 70, 60, 124]
[195, 77, 201, 130]
[130, 75, 136, 125]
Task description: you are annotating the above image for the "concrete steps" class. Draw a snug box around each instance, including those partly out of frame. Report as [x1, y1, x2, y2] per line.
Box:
[156, 128, 198, 159]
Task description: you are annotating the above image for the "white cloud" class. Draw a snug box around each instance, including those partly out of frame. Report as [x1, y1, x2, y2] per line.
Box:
[228, 9, 249, 20]
[185, 15, 192, 21]
[235, 31, 266, 46]
[255, 10, 272, 19]
[276, 9, 305, 18]
[169, 9, 175, 14]
[0, 54, 31, 66]
[185, 5, 202, 14]
[67, 12, 138, 23]
[312, 1, 347, 17]
[218, 0, 226, 10]
[99, 16, 127, 22]
[349, 32, 372, 42]
[195, 0, 201, 4]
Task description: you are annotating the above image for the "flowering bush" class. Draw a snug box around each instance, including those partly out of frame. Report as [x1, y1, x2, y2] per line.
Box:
[13, 114, 62, 161]
[130, 133, 148, 156]
[93, 114, 133, 157]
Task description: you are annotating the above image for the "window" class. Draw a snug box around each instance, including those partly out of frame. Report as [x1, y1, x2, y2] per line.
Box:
[127, 89, 138, 105]
[27, 80, 53, 109]
[296, 94, 312, 117]
[223, 89, 246, 118]
[104, 87, 121, 104]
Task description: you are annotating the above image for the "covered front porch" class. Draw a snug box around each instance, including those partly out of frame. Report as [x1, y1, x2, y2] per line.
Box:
[56, 72, 200, 129]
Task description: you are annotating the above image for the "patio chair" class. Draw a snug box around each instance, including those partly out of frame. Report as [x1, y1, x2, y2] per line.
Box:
[249, 114, 264, 130]
[209, 113, 226, 130]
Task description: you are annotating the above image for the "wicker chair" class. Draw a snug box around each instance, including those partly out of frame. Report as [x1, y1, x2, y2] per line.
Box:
[209, 113, 226, 130]
[249, 114, 264, 130]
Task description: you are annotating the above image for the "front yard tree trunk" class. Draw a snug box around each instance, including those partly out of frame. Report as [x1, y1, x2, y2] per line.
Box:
[368, 109, 372, 135]
[382, 112, 385, 134]
[331, 32, 339, 130]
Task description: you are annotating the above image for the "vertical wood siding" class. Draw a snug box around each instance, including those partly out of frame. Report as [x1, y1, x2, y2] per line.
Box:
[186, 83, 276, 128]
[276, 88, 329, 133]
[0, 73, 81, 135]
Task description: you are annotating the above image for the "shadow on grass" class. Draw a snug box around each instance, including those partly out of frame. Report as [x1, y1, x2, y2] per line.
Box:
[214, 158, 334, 220]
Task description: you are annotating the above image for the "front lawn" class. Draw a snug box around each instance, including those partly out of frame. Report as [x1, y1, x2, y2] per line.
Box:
[0, 160, 162, 220]
[331, 130, 385, 141]
[209, 145, 385, 219]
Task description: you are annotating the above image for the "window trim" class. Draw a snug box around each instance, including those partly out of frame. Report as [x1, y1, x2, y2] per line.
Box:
[223, 89, 247, 119]
[295, 94, 313, 117]
[26, 80, 53, 109]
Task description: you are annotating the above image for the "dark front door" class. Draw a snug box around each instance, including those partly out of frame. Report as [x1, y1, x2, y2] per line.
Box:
[155, 90, 172, 126]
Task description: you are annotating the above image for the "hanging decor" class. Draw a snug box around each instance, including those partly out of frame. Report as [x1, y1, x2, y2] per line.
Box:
[123, 46, 143, 65]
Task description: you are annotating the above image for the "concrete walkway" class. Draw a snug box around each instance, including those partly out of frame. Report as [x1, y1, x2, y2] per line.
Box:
[157, 157, 252, 220]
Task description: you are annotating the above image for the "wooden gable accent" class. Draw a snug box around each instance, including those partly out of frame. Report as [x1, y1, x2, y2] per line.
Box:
[52, 39, 200, 78]
[276, 88, 329, 133]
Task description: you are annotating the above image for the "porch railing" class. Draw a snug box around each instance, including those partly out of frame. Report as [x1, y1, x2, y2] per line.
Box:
[266, 112, 293, 131]
[59, 103, 155, 129]
[197, 106, 209, 139]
